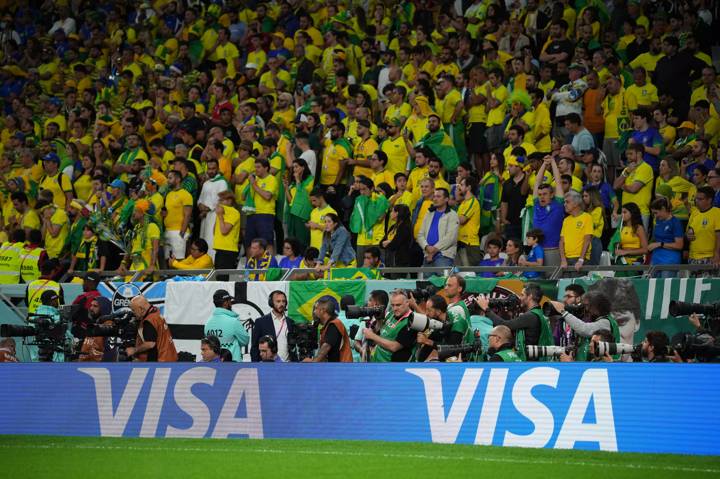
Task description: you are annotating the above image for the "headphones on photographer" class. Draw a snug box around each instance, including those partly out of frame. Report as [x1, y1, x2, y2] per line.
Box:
[259, 335, 278, 354]
[268, 290, 286, 309]
[203, 335, 222, 355]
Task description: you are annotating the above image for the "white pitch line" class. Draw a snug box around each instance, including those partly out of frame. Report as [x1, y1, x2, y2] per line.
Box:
[0, 443, 718, 474]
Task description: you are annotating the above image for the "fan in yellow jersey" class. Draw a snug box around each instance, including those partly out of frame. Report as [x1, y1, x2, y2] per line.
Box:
[456, 176, 483, 266]
[118, 200, 160, 277]
[38, 153, 73, 209]
[686, 187, 720, 271]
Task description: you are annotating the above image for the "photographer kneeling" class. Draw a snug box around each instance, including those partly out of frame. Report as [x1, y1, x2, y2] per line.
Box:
[304, 298, 352, 362]
[126, 295, 178, 362]
[476, 283, 553, 360]
[487, 325, 522, 362]
[547, 290, 621, 361]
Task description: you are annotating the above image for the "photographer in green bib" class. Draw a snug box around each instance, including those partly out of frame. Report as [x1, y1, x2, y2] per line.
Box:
[364, 289, 417, 362]
[546, 290, 621, 361]
[486, 325, 522, 362]
[475, 283, 553, 360]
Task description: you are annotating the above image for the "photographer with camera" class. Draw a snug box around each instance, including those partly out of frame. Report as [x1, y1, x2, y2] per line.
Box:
[476, 283, 553, 360]
[344, 290, 389, 362]
[560, 329, 616, 362]
[78, 296, 113, 362]
[641, 331, 671, 362]
[206, 289, 249, 362]
[126, 295, 178, 362]
[546, 289, 621, 361]
[486, 325, 522, 362]
[303, 298, 352, 362]
[552, 284, 585, 347]
[251, 290, 294, 362]
[364, 290, 417, 362]
[33, 290, 73, 362]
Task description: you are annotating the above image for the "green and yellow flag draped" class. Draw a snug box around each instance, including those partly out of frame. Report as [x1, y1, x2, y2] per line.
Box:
[416, 130, 459, 173]
[288, 280, 366, 323]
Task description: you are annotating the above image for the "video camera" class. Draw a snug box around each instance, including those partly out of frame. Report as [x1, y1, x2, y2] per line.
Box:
[543, 302, 585, 318]
[526, 344, 573, 359]
[0, 306, 78, 361]
[345, 305, 386, 320]
[287, 321, 318, 362]
[86, 308, 138, 361]
[669, 301, 720, 318]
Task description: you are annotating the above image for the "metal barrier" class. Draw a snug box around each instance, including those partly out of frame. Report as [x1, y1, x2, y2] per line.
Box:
[58, 263, 718, 282]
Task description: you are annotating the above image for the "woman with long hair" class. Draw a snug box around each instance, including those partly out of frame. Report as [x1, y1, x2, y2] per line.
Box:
[73, 154, 95, 202]
[478, 151, 503, 235]
[381, 203, 413, 268]
[283, 158, 314, 250]
[614, 202, 648, 267]
[583, 186, 604, 265]
[91, 139, 113, 169]
[502, 238, 523, 271]
[317, 213, 356, 271]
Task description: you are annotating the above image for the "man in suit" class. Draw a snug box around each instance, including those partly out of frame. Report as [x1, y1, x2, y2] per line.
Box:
[251, 290, 294, 362]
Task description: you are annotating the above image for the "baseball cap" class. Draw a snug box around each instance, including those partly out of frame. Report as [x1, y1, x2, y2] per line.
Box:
[213, 289, 234, 304]
[109, 179, 126, 190]
[84, 271, 101, 283]
[357, 119, 371, 129]
[40, 290, 59, 304]
[42, 152, 60, 163]
[678, 121, 695, 130]
[13, 131, 25, 141]
[385, 118, 402, 128]
[569, 63, 587, 73]
[245, 63, 258, 70]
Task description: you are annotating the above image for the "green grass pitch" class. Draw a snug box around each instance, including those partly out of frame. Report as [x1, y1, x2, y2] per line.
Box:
[1, 435, 718, 478]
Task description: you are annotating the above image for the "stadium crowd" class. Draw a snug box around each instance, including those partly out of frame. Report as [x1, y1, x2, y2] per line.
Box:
[0, 0, 718, 288]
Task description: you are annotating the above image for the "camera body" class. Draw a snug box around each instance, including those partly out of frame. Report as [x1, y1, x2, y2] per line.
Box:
[87, 309, 139, 361]
[1, 306, 77, 361]
[345, 305, 386, 320]
[671, 332, 720, 362]
[287, 321, 318, 362]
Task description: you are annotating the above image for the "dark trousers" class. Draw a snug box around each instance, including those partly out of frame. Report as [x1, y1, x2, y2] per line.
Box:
[245, 214, 275, 251]
[215, 249, 239, 281]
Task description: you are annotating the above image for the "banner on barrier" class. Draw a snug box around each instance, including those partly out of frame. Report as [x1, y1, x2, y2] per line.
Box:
[0, 363, 718, 456]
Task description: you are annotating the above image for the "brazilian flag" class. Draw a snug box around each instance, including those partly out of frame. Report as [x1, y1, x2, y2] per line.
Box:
[288, 280, 366, 323]
[416, 130, 459, 173]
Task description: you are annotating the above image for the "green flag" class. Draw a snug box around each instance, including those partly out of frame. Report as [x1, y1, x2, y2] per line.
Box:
[608, 219, 623, 261]
[417, 130, 459, 172]
[288, 280, 366, 323]
[428, 276, 501, 294]
[329, 268, 382, 280]
[289, 176, 314, 221]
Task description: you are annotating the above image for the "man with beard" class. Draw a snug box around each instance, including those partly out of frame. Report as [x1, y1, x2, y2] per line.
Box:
[547, 289, 621, 361]
[412, 114, 459, 173]
[251, 290, 294, 362]
[78, 296, 114, 362]
[476, 283, 554, 360]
